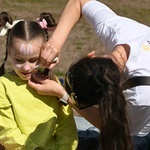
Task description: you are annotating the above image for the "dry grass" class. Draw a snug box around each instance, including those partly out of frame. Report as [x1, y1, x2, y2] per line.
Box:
[0, 0, 150, 75]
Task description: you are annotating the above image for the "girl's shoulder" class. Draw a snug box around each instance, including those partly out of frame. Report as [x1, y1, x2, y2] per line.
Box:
[0, 72, 24, 86]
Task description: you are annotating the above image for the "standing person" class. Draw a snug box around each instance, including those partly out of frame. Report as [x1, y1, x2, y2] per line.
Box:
[28, 0, 150, 150]
[0, 12, 78, 150]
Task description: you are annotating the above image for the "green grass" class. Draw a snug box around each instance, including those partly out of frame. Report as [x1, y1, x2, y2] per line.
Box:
[0, 0, 149, 75]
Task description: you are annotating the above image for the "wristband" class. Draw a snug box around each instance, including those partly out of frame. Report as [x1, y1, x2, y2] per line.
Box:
[59, 92, 70, 106]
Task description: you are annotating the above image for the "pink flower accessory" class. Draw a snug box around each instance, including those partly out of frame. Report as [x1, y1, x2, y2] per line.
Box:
[0, 19, 23, 36]
[36, 18, 47, 29]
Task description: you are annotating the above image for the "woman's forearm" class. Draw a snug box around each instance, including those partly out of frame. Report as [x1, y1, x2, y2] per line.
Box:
[68, 98, 100, 129]
[49, 0, 88, 51]
[28, 73, 100, 128]
[40, 0, 90, 69]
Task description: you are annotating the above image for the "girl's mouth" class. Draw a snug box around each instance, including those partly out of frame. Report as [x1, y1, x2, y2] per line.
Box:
[21, 72, 31, 76]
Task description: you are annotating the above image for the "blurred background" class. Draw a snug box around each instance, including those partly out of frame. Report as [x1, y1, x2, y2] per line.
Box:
[0, 0, 150, 77]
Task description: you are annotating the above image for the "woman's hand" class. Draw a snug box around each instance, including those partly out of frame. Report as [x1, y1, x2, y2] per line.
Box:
[40, 42, 60, 69]
[28, 74, 65, 98]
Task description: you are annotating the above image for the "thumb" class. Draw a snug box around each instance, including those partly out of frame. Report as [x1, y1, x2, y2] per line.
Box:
[28, 74, 45, 89]
[28, 79, 39, 90]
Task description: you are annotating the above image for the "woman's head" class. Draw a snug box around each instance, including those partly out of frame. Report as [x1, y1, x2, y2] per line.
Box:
[65, 56, 120, 109]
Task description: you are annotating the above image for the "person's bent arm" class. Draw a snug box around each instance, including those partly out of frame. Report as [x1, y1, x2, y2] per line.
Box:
[28, 74, 100, 128]
[40, 0, 89, 69]
[68, 98, 100, 128]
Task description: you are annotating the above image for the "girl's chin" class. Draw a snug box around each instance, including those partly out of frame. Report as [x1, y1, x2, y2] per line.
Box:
[20, 77, 31, 81]
[19, 74, 31, 80]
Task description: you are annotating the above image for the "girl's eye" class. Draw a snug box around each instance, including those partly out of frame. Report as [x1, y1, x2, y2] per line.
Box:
[29, 59, 38, 63]
[15, 59, 23, 63]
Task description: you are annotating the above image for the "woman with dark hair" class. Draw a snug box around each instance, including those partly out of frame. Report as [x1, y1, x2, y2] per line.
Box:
[65, 56, 132, 150]
[28, 0, 150, 149]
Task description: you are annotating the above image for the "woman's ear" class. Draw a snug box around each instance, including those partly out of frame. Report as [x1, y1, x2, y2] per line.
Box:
[87, 50, 96, 58]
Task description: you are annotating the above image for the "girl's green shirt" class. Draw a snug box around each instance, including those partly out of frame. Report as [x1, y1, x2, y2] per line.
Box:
[0, 73, 78, 150]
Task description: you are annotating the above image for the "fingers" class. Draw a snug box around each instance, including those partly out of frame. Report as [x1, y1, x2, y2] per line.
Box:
[28, 75, 40, 87]
[40, 43, 59, 69]
[28, 74, 45, 88]
[49, 57, 59, 70]
[28, 74, 64, 97]
[28, 79, 37, 89]
[28, 74, 50, 96]
[28, 78, 40, 91]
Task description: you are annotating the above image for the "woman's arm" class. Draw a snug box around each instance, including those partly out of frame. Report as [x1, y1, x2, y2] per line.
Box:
[40, 0, 90, 69]
[28, 74, 100, 128]
[68, 98, 100, 128]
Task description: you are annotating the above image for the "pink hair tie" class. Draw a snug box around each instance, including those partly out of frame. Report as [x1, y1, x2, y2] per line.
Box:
[37, 18, 47, 29]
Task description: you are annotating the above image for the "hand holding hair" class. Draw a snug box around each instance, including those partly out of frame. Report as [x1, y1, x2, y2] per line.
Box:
[40, 43, 59, 69]
[28, 74, 65, 98]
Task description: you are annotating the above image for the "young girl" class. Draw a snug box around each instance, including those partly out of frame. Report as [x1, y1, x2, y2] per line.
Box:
[0, 12, 78, 150]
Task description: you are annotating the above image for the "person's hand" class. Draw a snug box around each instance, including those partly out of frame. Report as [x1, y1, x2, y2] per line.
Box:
[28, 74, 65, 98]
[40, 42, 60, 69]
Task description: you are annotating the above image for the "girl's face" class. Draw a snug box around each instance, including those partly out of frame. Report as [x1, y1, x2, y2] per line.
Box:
[9, 37, 44, 80]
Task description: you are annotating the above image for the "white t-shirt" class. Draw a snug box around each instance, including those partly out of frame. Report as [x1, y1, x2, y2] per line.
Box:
[82, 0, 150, 136]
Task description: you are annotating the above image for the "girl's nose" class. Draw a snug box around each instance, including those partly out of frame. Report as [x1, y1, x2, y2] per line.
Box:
[22, 64, 31, 72]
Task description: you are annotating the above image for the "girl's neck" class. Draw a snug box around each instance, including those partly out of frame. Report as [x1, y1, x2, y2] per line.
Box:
[10, 70, 18, 77]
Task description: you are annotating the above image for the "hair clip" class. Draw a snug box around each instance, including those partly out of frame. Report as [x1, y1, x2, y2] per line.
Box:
[37, 18, 47, 29]
[0, 19, 23, 36]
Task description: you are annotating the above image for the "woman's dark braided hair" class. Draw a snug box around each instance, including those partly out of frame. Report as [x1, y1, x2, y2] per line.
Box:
[0, 12, 56, 76]
[68, 56, 133, 150]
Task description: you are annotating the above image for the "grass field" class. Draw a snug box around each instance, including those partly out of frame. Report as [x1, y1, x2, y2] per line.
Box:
[0, 0, 150, 75]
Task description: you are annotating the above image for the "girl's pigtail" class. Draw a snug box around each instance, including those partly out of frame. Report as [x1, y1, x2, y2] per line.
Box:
[37, 12, 57, 40]
[39, 12, 57, 29]
[99, 84, 133, 150]
[0, 12, 12, 76]
[0, 50, 8, 76]
[91, 58, 133, 150]
[0, 12, 12, 27]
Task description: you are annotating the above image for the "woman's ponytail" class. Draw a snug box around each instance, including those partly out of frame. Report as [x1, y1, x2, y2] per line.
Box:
[99, 85, 133, 150]
[68, 56, 134, 150]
